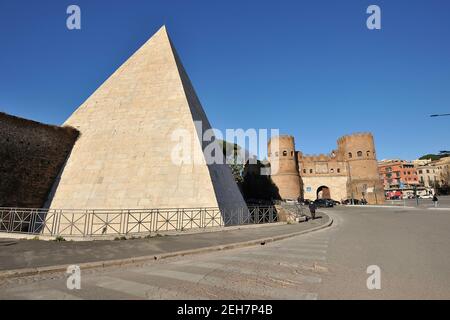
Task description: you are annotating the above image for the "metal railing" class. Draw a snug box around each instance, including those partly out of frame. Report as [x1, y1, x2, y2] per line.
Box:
[0, 206, 278, 237]
[279, 202, 307, 219]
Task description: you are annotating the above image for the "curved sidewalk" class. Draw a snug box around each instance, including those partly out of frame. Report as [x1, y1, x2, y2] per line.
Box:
[0, 213, 331, 280]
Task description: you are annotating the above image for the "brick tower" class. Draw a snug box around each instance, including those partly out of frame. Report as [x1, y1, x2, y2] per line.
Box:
[268, 135, 301, 200]
[337, 133, 384, 204]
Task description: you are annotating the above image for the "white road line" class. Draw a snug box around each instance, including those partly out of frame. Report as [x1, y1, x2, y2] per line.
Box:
[142, 269, 206, 282]
[192, 262, 322, 284]
[268, 290, 318, 300]
[216, 255, 325, 269]
[244, 251, 327, 261]
[94, 276, 184, 299]
[13, 289, 82, 300]
[301, 236, 330, 240]
[139, 269, 317, 300]
[295, 240, 330, 244]
[267, 247, 328, 254]
[284, 243, 329, 249]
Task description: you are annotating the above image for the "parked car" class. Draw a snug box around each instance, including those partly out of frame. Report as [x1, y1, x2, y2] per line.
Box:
[326, 199, 341, 205]
[342, 198, 360, 205]
[314, 199, 334, 208]
[300, 199, 312, 205]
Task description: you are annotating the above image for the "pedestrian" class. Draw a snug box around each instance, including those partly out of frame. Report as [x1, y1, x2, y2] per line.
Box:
[432, 195, 439, 208]
[308, 202, 317, 220]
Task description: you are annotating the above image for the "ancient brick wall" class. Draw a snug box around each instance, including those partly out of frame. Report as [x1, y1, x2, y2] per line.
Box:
[337, 133, 385, 204]
[268, 136, 301, 200]
[268, 132, 385, 204]
[0, 112, 79, 208]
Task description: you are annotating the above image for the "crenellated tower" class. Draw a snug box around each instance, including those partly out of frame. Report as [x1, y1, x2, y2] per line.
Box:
[268, 135, 301, 200]
[337, 133, 384, 204]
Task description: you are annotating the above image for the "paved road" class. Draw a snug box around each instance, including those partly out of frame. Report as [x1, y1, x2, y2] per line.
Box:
[1, 207, 449, 299]
[386, 195, 450, 208]
[0, 218, 329, 271]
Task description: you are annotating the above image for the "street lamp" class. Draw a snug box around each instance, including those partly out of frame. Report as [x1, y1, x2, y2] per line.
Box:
[430, 114, 450, 117]
[413, 185, 419, 207]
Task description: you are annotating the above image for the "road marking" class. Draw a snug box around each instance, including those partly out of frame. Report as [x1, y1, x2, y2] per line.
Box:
[244, 251, 327, 261]
[286, 243, 328, 249]
[265, 288, 319, 300]
[142, 269, 206, 282]
[13, 289, 82, 300]
[300, 236, 330, 240]
[295, 240, 330, 245]
[94, 276, 181, 299]
[139, 269, 317, 299]
[269, 247, 328, 254]
[216, 255, 325, 270]
[191, 262, 322, 284]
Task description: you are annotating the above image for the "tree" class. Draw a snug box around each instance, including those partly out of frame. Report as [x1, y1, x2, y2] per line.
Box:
[419, 152, 450, 161]
[217, 140, 244, 183]
[419, 154, 442, 161]
[241, 161, 281, 202]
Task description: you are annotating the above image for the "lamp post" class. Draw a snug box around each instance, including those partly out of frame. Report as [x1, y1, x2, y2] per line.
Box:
[413, 184, 418, 207]
[430, 114, 450, 118]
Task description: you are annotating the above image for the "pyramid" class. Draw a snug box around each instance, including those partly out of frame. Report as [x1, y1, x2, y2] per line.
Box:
[48, 26, 246, 214]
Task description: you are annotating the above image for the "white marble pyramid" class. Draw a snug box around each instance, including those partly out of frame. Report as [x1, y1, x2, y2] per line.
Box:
[48, 26, 246, 214]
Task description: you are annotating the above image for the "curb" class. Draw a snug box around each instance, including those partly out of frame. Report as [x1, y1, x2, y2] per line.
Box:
[344, 205, 450, 211]
[344, 205, 418, 209]
[0, 215, 333, 281]
[0, 221, 288, 242]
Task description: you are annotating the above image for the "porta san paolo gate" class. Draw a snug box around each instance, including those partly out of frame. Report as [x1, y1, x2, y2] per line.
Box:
[268, 134, 384, 204]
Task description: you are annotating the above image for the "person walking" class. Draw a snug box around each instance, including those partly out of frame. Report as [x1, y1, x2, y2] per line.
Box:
[308, 201, 317, 220]
[432, 195, 439, 208]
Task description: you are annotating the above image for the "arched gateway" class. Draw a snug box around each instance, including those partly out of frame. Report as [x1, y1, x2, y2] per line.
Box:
[317, 186, 331, 199]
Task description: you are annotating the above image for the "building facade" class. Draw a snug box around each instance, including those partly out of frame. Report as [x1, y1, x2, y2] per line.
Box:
[415, 164, 439, 188]
[435, 157, 450, 187]
[268, 133, 384, 204]
[378, 160, 420, 189]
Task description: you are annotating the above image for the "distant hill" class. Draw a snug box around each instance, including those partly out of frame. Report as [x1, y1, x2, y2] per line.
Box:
[419, 152, 450, 161]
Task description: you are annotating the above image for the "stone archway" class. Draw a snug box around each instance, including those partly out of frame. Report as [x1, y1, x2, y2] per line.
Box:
[317, 186, 331, 199]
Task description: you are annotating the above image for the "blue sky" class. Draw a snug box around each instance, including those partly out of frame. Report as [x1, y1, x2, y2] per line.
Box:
[0, 0, 449, 160]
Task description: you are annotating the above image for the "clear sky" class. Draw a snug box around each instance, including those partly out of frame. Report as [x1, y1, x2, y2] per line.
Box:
[1, 0, 449, 160]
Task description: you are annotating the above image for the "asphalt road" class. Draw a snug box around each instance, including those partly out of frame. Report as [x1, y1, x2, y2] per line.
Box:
[386, 195, 450, 208]
[0, 219, 329, 271]
[1, 206, 449, 299]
